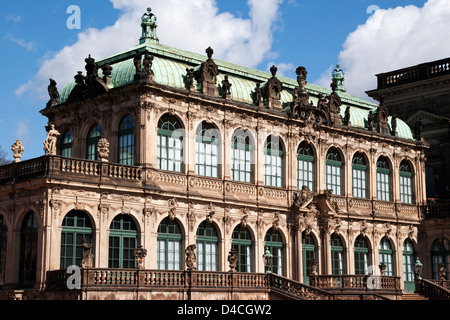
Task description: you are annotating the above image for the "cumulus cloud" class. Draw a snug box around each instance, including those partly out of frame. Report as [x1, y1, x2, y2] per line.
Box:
[314, 0, 450, 100]
[17, 0, 284, 102]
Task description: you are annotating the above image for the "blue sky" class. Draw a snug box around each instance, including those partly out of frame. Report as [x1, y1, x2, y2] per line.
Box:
[2, 0, 447, 161]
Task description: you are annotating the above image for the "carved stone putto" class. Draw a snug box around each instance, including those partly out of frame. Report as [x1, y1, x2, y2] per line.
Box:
[134, 245, 147, 269]
[97, 138, 110, 162]
[11, 140, 24, 163]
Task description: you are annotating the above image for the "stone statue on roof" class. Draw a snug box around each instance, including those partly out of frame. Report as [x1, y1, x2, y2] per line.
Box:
[47, 79, 59, 104]
[140, 8, 159, 43]
[332, 64, 346, 93]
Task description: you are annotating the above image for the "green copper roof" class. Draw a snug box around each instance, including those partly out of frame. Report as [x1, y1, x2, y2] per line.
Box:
[57, 39, 414, 141]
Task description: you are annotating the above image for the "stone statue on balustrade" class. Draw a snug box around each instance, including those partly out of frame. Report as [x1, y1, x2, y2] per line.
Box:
[97, 138, 110, 162]
[134, 245, 148, 269]
[81, 239, 94, 269]
[228, 248, 238, 273]
[43, 124, 60, 156]
[11, 140, 24, 163]
[186, 245, 197, 271]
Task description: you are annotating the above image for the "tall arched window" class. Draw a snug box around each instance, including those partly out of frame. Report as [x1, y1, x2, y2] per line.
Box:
[400, 160, 413, 204]
[232, 224, 252, 272]
[379, 237, 394, 276]
[157, 218, 182, 270]
[264, 135, 283, 188]
[377, 157, 391, 201]
[196, 221, 218, 271]
[331, 233, 346, 275]
[86, 124, 102, 160]
[61, 130, 73, 158]
[431, 238, 450, 280]
[297, 141, 314, 191]
[326, 148, 343, 196]
[302, 231, 317, 285]
[403, 239, 416, 293]
[0, 215, 6, 286]
[108, 215, 138, 269]
[196, 122, 220, 178]
[352, 153, 367, 198]
[354, 235, 370, 275]
[264, 228, 284, 276]
[118, 115, 135, 165]
[19, 211, 38, 286]
[231, 130, 253, 183]
[157, 115, 183, 172]
[60, 210, 93, 269]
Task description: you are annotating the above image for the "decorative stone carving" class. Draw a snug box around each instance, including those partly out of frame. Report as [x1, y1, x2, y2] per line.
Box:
[195, 47, 219, 97]
[272, 212, 280, 231]
[328, 81, 343, 126]
[391, 114, 397, 136]
[168, 198, 178, 220]
[262, 65, 283, 111]
[310, 259, 318, 276]
[43, 124, 60, 156]
[292, 186, 314, 209]
[133, 52, 143, 81]
[11, 139, 24, 163]
[375, 96, 390, 135]
[47, 79, 60, 107]
[331, 65, 346, 93]
[142, 50, 155, 81]
[241, 207, 250, 228]
[360, 220, 368, 237]
[185, 68, 196, 91]
[367, 111, 375, 132]
[81, 239, 94, 269]
[206, 202, 215, 224]
[187, 203, 196, 232]
[97, 138, 110, 162]
[185, 245, 197, 271]
[228, 248, 238, 272]
[134, 245, 147, 269]
[343, 106, 351, 126]
[221, 75, 232, 99]
[252, 82, 263, 107]
[140, 7, 159, 44]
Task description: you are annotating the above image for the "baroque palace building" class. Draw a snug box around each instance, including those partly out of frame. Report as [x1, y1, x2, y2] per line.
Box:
[0, 8, 446, 300]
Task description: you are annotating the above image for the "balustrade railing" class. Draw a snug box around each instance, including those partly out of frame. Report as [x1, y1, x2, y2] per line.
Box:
[416, 279, 450, 300]
[309, 275, 401, 292]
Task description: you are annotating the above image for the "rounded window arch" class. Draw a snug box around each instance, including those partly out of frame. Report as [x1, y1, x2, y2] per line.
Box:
[118, 114, 135, 165]
[264, 135, 284, 188]
[232, 224, 253, 272]
[231, 129, 254, 183]
[0, 214, 7, 286]
[354, 235, 371, 275]
[431, 238, 450, 280]
[264, 227, 284, 275]
[400, 160, 414, 204]
[297, 141, 315, 191]
[19, 211, 38, 286]
[196, 221, 219, 271]
[158, 114, 184, 173]
[331, 233, 346, 275]
[379, 237, 394, 276]
[61, 129, 73, 158]
[108, 214, 138, 269]
[376, 156, 391, 201]
[352, 152, 368, 199]
[403, 239, 416, 293]
[302, 231, 317, 285]
[61, 210, 94, 269]
[326, 147, 343, 196]
[157, 217, 183, 270]
[196, 121, 220, 178]
[86, 124, 102, 160]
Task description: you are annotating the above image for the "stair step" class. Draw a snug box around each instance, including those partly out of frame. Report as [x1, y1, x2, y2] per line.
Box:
[402, 293, 429, 300]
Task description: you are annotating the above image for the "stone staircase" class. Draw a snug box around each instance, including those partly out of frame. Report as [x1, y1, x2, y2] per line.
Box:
[402, 293, 429, 300]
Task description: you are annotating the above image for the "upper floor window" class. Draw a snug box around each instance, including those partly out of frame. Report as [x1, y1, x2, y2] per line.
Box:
[297, 141, 314, 191]
[86, 124, 102, 161]
[196, 122, 220, 178]
[326, 147, 343, 196]
[377, 157, 391, 201]
[118, 115, 135, 165]
[352, 153, 368, 199]
[232, 130, 253, 183]
[264, 135, 283, 188]
[61, 130, 73, 158]
[400, 161, 413, 204]
[157, 115, 184, 173]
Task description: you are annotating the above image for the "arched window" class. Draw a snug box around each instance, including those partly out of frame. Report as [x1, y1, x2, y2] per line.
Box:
[331, 233, 346, 275]
[231, 130, 253, 183]
[377, 157, 391, 201]
[264, 136, 283, 188]
[108, 215, 138, 269]
[196, 221, 218, 271]
[86, 124, 102, 160]
[302, 232, 317, 285]
[0, 215, 7, 286]
[352, 153, 367, 198]
[326, 148, 343, 196]
[157, 218, 182, 270]
[400, 161, 413, 204]
[19, 211, 38, 286]
[264, 228, 284, 276]
[196, 122, 219, 178]
[354, 235, 370, 275]
[431, 238, 450, 280]
[379, 237, 394, 276]
[60, 211, 93, 269]
[403, 239, 416, 293]
[232, 224, 252, 272]
[61, 130, 73, 158]
[157, 115, 183, 172]
[297, 141, 314, 191]
[118, 115, 135, 165]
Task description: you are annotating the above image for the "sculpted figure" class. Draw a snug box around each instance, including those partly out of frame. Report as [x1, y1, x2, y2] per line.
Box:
[43, 124, 60, 155]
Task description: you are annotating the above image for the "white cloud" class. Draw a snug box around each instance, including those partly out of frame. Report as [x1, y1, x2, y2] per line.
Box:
[314, 0, 450, 100]
[5, 34, 36, 51]
[17, 0, 284, 102]
[266, 61, 295, 78]
[5, 13, 22, 22]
